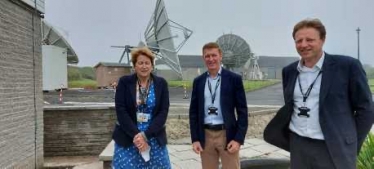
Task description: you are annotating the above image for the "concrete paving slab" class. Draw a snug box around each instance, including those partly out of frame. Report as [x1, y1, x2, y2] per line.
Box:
[245, 138, 266, 145]
[240, 148, 264, 158]
[171, 150, 200, 161]
[168, 145, 191, 152]
[172, 159, 202, 169]
[250, 144, 281, 154]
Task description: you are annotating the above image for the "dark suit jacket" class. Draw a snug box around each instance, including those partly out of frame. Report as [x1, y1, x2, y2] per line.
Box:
[189, 68, 248, 148]
[264, 53, 374, 169]
[112, 73, 169, 148]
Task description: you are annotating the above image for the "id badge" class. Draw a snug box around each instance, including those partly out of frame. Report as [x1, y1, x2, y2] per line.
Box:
[137, 112, 150, 123]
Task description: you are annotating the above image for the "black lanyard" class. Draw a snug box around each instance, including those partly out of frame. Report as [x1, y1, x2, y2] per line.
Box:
[298, 71, 322, 103]
[138, 78, 151, 106]
[207, 76, 221, 105]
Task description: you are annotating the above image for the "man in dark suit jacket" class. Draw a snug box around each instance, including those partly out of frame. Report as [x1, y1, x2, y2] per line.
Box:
[264, 18, 374, 169]
[189, 42, 248, 169]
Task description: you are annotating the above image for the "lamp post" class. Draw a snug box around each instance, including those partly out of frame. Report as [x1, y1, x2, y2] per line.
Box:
[356, 27, 361, 61]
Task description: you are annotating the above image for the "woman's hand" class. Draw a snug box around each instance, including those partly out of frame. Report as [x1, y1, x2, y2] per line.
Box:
[134, 133, 149, 152]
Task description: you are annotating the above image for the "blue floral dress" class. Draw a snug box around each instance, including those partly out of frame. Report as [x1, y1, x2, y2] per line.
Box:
[112, 82, 171, 169]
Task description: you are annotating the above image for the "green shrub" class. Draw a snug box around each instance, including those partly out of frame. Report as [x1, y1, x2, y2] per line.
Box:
[357, 133, 374, 169]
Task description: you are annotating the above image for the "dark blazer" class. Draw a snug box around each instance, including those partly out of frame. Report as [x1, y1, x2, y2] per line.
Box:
[112, 73, 170, 148]
[189, 68, 248, 148]
[264, 53, 374, 169]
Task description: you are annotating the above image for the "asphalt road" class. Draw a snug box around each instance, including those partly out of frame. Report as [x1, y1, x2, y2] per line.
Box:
[44, 83, 284, 106]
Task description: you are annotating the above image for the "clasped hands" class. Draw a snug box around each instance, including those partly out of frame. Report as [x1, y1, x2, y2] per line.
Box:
[192, 140, 241, 154]
[133, 133, 149, 152]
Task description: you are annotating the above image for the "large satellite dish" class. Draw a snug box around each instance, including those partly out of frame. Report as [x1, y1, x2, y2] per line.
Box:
[216, 33, 262, 80]
[41, 20, 79, 64]
[216, 34, 251, 69]
[144, 0, 192, 79]
[112, 0, 192, 79]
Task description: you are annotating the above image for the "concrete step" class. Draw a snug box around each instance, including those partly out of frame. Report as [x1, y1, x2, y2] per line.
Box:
[44, 156, 101, 169]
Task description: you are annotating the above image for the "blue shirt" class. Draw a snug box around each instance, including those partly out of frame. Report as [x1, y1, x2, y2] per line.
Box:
[204, 67, 224, 125]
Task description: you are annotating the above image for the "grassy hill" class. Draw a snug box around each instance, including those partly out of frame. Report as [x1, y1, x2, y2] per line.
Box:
[68, 66, 97, 89]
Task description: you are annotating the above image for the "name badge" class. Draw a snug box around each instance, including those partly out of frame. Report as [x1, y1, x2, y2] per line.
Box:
[137, 112, 150, 123]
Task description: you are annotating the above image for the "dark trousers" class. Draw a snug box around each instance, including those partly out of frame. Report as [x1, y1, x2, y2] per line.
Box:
[290, 132, 336, 169]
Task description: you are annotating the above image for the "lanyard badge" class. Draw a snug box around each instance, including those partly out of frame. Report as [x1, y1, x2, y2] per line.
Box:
[297, 71, 322, 118]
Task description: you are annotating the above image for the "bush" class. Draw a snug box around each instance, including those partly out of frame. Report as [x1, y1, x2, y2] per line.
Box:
[357, 133, 374, 169]
[68, 67, 82, 81]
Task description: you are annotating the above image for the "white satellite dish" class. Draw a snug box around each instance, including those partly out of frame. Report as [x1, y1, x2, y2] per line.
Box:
[216, 34, 251, 69]
[144, 0, 192, 79]
[112, 0, 192, 79]
[41, 20, 79, 64]
[216, 33, 262, 80]
[243, 54, 263, 80]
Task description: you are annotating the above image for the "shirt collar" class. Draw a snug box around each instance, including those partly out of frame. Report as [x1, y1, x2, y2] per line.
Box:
[297, 52, 325, 72]
[207, 66, 222, 78]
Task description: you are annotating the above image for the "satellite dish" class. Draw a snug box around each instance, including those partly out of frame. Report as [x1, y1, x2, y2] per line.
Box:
[216, 34, 251, 69]
[41, 20, 79, 64]
[216, 33, 262, 80]
[144, 0, 193, 79]
[243, 53, 263, 80]
[112, 0, 192, 79]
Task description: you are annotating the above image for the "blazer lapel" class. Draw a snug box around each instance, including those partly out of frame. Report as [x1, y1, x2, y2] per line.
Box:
[286, 66, 299, 104]
[220, 69, 228, 112]
[199, 72, 207, 115]
[129, 74, 137, 109]
[153, 74, 161, 113]
[319, 53, 336, 105]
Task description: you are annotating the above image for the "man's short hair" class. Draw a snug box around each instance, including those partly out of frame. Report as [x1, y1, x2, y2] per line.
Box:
[292, 18, 326, 40]
[202, 42, 222, 54]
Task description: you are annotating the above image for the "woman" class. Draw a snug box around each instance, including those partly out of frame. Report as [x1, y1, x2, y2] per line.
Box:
[112, 47, 171, 169]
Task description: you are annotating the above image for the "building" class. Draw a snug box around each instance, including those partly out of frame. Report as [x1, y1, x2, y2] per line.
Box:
[94, 62, 132, 88]
[41, 20, 79, 91]
[156, 54, 299, 80]
[0, 0, 44, 168]
[258, 56, 299, 79]
[156, 55, 206, 80]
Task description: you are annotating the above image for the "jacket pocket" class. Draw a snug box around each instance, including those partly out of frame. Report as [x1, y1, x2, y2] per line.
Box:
[345, 136, 356, 144]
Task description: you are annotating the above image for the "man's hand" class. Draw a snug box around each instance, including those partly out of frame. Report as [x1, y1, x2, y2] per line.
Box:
[226, 140, 240, 153]
[192, 141, 204, 154]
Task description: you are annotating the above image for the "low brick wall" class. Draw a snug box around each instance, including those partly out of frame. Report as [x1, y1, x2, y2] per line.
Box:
[44, 104, 278, 157]
[44, 105, 117, 156]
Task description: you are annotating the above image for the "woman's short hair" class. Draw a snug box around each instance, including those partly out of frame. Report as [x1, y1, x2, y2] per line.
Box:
[293, 18, 326, 40]
[131, 47, 155, 66]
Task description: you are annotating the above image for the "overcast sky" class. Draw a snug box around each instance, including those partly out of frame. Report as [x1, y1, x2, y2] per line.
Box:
[44, 0, 374, 67]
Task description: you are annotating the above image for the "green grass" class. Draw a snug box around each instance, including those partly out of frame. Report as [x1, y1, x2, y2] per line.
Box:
[357, 133, 374, 169]
[68, 79, 97, 89]
[168, 80, 280, 92]
[243, 80, 280, 92]
[168, 81, 193, 88]
[369, 79, 374, 93]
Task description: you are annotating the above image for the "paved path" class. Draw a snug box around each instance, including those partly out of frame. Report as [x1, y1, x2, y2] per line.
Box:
[168, 83, 284, 106]
[167, 138, 289, 169]
[59, 138, 289, 169]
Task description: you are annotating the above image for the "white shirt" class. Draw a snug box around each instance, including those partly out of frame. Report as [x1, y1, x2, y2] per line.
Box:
[289, 53, 325, 140]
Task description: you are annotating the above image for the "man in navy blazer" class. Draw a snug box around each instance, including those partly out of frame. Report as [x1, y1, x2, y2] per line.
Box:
[264, 18, 374, 169]
[189, 42, 248, 169]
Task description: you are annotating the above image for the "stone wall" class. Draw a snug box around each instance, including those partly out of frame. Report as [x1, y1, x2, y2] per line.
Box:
[0, 0, 44, 168]
[44, 104, 277, 156]
[44, 106, 116, 156]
